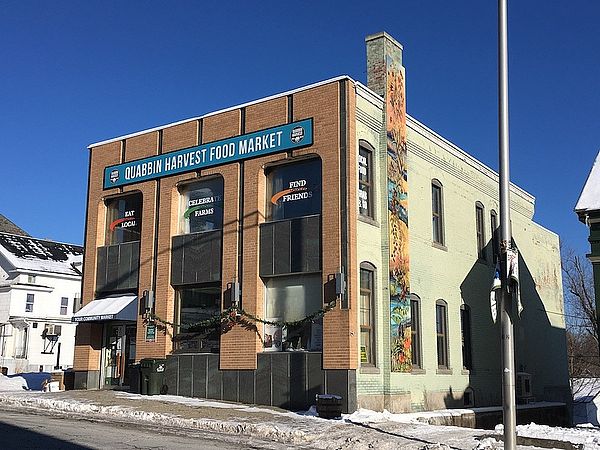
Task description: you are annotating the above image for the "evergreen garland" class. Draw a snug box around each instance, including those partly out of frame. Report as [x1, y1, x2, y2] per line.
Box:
[146, 300, 336, 340]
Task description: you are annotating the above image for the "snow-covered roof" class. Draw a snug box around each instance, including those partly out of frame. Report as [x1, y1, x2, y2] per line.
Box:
[575, 149, 600, 215]
[0, 232, 83, 276]
[0, 214, 29, 236]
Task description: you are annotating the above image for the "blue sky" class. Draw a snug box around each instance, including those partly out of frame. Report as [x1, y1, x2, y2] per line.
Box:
[1, 1, 598, 256]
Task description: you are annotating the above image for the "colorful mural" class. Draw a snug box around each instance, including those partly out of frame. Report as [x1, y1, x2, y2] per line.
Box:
[386, 56, 411, 372]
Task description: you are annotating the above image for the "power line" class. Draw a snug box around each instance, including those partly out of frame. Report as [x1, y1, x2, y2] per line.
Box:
[538, 308, 595, 322]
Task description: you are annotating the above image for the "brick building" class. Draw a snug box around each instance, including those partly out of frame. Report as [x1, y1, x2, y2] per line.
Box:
[73, 33, 569, 413]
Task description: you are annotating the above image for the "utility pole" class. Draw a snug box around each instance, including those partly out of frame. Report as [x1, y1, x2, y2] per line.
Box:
[498, 0, 517, 448]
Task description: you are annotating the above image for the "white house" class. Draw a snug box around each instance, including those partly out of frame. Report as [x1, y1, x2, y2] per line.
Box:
[0, 232, 83, 374]
[572, 378, 600, 426]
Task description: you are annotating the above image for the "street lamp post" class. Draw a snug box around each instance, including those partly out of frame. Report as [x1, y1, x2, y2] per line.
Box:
[498, 0, 517, 448]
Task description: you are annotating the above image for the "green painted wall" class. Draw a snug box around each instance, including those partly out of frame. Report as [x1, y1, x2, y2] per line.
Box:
[354, 87, 570, 412]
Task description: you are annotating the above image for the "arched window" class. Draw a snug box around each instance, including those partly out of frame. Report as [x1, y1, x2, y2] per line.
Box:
[475, 202, 485, 260]
[460, 304, 472, 370]
[463, 387, 475, 407]
[105, 192, 142, 245]
[431, 179, 444, 246]
[178, 176, 224, 234]
[436, 299, 449, 369]
[360, 262, 376, 366]
[410, 293, 422, 368]
[490, 209, 498, 262]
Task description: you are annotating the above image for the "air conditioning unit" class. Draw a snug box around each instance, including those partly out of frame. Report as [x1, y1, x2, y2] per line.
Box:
[516, 372, 534, 403]
[42, 324, 62, 338]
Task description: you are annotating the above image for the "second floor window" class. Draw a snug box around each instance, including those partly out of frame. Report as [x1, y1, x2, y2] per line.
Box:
[25, 293, 34, 312]
[179, 177, 224, 234]
[432, 180, 444, 245]
[105, 192, 143, 245]
[266, 158, 322, 221]
[475, 202, 485, 260]
[60, 297, 69, 315]
[490, 210, 499, 262]
[358, 144, 374, 219]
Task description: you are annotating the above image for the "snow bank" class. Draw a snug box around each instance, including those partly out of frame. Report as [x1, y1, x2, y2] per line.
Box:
[344, 407, 465, 425]
[0, 374, 27, 391]
[1, 392, 598, 449]
[496, 422, 600, 449]
[114, 392, 319, 419]
[0, 393, 310, 444]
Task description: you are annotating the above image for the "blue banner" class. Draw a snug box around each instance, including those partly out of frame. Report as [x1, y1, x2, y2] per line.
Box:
[103, 119, 313, 189]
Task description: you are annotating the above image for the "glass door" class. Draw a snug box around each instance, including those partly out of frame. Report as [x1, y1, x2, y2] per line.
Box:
[103, 324, 125, 386]
[122, 325, 137, 386]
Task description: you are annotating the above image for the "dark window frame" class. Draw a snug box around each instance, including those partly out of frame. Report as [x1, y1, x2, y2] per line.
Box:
[263, 273, 323, 352]
[475, 202, 486, 260]
[410, 294, 422, 369]
[178, 176, 225, 235]
[436, 299, 449, 369]
[431, 179, 444, 246]
[105, 192, 143, 246]
[490, 209, 498, 263]
[265, 157, 322, 222]
[25, 293, 34, 313]
[358, 142, 375, 219]
[460, 304, 473, 370]
[260, 157, 325, 352]
[173, 283, 222, 354]
[359, 262, 376, 366]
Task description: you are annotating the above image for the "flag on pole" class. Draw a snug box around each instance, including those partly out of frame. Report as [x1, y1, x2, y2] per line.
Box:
[490, 265, 501, 323]
[490, 247, 521, 323]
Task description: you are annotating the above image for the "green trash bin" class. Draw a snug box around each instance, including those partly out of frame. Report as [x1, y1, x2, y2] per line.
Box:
[140, 358, 166, 395]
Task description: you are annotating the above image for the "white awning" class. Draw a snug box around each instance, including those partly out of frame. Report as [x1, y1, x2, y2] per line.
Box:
[72, 295, 138, 323]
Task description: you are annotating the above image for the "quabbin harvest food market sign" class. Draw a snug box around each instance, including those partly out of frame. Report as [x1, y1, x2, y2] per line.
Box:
[104, 119, 313, 189]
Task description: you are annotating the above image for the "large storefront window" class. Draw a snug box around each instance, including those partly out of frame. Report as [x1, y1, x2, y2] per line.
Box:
[264, 274, 322, 352]
[171, 177, 224, 287]
[179, 177, 224, 234]
[105, 193, 142, 245]
[267, 158, 321, 221]
[262, 158, 323, 352]
[174, 284, 221, 353]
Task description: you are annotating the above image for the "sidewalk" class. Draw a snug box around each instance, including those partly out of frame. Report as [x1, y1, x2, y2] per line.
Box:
[0, 389, 496, 449]
[0, 389, 597, 449]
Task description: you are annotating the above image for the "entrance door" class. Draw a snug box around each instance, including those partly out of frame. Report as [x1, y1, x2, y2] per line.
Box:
[122, 324, 137, 386]
[103, 324, 125, 386]
[103, 323, 137, 387]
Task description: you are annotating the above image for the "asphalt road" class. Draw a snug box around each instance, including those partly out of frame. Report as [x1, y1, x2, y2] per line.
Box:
[0, 408, 294, 449]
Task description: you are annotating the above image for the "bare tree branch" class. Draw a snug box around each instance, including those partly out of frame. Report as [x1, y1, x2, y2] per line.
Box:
[561, 245, 600, 379]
